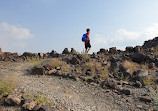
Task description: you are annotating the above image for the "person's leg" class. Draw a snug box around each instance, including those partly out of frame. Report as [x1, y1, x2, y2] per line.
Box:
[87, 43, 91, 53]
[85, 43, 88, 53]
[88, 47, 91, 52]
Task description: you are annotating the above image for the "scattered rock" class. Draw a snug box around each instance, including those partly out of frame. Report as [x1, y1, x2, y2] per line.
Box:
[121, 89, 131, 95]
[62, 48, 70, 54]
[134, 81, 142, 88]
[70, 57, 80, 65]
[139, 96, 152, 103]
[130, 52, 146, 63]
[125, 46, 134, 53]
[50, 50, 58, 57]
[22, 100, 37, 110]
[23, 52, 36, 58]
[48, 69, 57, 74]
[38, 52, 44, 58]
[31, 66, 45, 75]
[5, 95, 21, 106]
[39, 105, 58, 111]
[97, 48, 108, 54]
[134, 46, 141, 53]
[148, 63, 155, 68]
[109, 47, 117, 54]
[71, 48, 77, 54]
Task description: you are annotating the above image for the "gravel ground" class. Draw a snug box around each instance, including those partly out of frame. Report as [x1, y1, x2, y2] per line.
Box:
[0, 62, 153, 111]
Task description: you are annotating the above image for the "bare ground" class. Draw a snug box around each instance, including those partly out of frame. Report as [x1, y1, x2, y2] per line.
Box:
[0, 62, 152, 111]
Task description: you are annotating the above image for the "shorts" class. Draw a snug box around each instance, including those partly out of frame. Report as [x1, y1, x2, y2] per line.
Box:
[85, 42, 91, 49]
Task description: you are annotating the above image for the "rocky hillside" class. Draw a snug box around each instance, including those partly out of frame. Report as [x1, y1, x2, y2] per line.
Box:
[0, 37, 158, 111]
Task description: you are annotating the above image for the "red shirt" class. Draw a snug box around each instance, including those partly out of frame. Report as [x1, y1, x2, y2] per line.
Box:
[85, 32, 90, 44]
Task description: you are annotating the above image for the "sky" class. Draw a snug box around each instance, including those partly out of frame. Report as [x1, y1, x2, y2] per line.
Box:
[1, 0, 158, 54]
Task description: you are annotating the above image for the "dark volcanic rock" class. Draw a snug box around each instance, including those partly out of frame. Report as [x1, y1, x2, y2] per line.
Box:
[50, 50, 58, 57]
[38, 52, 44, 58]
[70, 57, 80, 65]
[109, 47, 117, 54]
[142, 37, 158, 49]
[39, 105, 58, 111]
[121, 88, 131, 95]
[134, 46, 141, 53]
[62, 48, 70, 54]
[23, 52, 36, 57]
[134, 81, 142, 88]
[31, 66, 45, 75]
[130, 52, 146, 63]
[97, 48, 108, 54]
[125, 46, 134, 53]
[71, 48, 77, 54]
[5, 94, 21, 106]
[139, 96, 152, 103]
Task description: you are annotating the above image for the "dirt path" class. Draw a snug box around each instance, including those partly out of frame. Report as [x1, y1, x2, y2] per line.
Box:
[0, 62, 151, 111]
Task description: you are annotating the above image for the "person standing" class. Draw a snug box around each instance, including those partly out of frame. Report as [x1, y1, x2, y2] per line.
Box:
[85, 28, 91, 53]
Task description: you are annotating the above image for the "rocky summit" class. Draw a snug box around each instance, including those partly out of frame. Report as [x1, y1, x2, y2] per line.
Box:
[0, 37, 158, 111]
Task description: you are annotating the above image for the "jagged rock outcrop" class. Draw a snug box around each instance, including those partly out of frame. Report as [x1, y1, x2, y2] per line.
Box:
[142, 37, 158, 49]
[97, 48, 108, 54]
[62, 48, 70, 54]
[71, 48, 77, 54]
[109, 47, 117, 54]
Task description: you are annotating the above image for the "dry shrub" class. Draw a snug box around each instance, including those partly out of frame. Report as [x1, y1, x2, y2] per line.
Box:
[141, 64, 148, 71]
[142, 76, 153, 85]
[42, 58, 71, 73]
[0, 76, 17, 96]
[62, 63, 71, 73]
[84, 76, 93, 81]
[85, 61, 102, 69]
[123, 60, 139, 74]
[26, 93, 51, 105]
[76, 67, 82, 73]
[81, 54, 90, 60]
[100, 68, 109, 79]
[49, 58, 63, 68]
[85, 61, 102, 75]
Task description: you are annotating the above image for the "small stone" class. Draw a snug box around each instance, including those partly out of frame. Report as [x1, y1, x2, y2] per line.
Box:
[39, 105, 58, 111]
[5, 94, 21, 106]
[22, 100, 37, 110]
[121, 89, 131, 95]
[48, 69, 56, 74]
[139, 96, 152, 102]
[135, 81, 142, 88]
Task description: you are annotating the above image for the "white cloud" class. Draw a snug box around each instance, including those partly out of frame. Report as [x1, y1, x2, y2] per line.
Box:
[0, 22, 34, 52]
[92, 23, 158, 51]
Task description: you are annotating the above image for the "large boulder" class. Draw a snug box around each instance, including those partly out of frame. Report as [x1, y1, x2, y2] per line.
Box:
[31, 66, 45, 75]
[133, 70, 149, 84]
[62, 48, 70, 54]
[5, 94, 21, 106]
[109, 47, 117, 54]
[142, 37, 158, 49]
[125, 46, 134, 53]
[71, 48, 77, 54]
[22, 100, 37, 110]
[134, 46, 141, 53]
[38, 52, 44, 58]
[130, 52, 146, 63]
[23, 52, 37, 57]
[70, 57, 80, 65]
[50, 50, 58, 57]
[97, 48, 108, 54]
